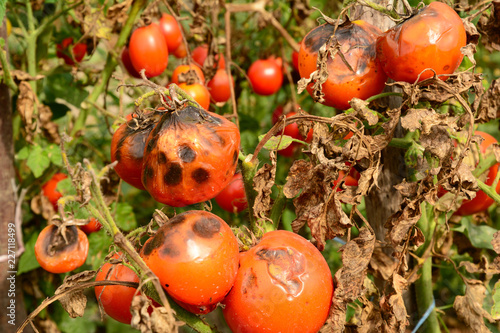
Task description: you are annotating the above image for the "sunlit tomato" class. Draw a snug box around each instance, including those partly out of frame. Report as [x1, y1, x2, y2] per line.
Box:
[222, 230, 333, 332]
[121, 47, 142, 78]
[214, 173, 247, 213]
[171, 64, 205, 84]
[273, 110, 313, 157]
[376, 2, 466, 83]
[299, 20, 387, 110]
[111, 112, 162, 190]
[56, 37, 87, 66]
[129, 23, 168, 78]
[42, 173, 67, 211]
[80, 217, 103, 234]
[140, 211, 239, 307]
[141, 106, 240, 207]
[207, 69, 233, 103]
[35, 225, 89, 274]
[158, 13, 183, 52]
[192, 44, 225, 69]
[95, 253, 140, 324]
[172, 42, 187, 59]
[177, 82, 211, 110]
[248, 59, 283, 96]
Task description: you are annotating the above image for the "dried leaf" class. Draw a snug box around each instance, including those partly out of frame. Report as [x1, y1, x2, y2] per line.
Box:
[349, 98, 379, 126]
[420, 125, 454, 162]
[253, 153, 277, 223]
[0, 69, 44, 82]
[419, 72, 482, 104]
[130, 295, 177, 333]
[385, 199, 422, 246]
[39, 104, 61, 144]
[55, 271, 96, 318]
[459, 255, 500, 282]
[380, 274, 409, 333]
[454, 279, 495, 333]
[17, 81, 36, 130]
[478, 0, 500, 52]
[477, 78, 500, 123]
[493, 231, 500, 254]
[369, 242, 397, 280]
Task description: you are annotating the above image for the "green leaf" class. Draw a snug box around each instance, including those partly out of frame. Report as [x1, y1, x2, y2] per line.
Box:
[43, 73, 89, 107]
[112, 202, 137, 231]
[18, 233, 41, 275]
[257, 134, 306, 151]
[26, 145, 51, 178]
[58, 302, 98, 333]
[0, 2, 5, 26]
[46, 144, 63, 166]
[16, 146, 30, 160]
[453, 218, 496, 250]
[56, 178, 76, 196]
[492, 280, 500, 320]
[64, 201, 90, 220]
[86, 231, 112, 270]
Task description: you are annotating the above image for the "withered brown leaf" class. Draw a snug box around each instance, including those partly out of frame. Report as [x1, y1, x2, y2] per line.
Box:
[385, 198, 422, 246]
[454, 279, 495, 333]
[253, 152, 277, 223]
[478, 0, 500, 52]
[380, 274, 409, 333]
[55, 271, 96, 318]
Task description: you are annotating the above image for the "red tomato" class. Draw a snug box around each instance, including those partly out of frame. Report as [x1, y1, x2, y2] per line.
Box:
[292, 50, 299, 72]
[299, 20, 387, 110]
[178, 82, 211, 110]
[56, 37, 86, 66]
[172, 42, 187, 59]
[95, 253, 140, 324]
[129, 23, 168, 78]
[171, 64, 205, 84]
[172, 297, 217, 315]
[121, 47, 142, 78]
[248, 59, 283, 96]
[376, 2, 466, 83]
[272, 110, 313, 157]
[42, 173, 67, 211]
[35, 225, 89, 274]
[207, 69, 233, 103]
[214, 173, 247, 213]
[222, 230, 333, 332]
[80, 217, 103, 234]
[332, 162, 360, 191]
[158, 13, 183, 52]
[192, 44, 225, 68]
[140, 211, 239, 307]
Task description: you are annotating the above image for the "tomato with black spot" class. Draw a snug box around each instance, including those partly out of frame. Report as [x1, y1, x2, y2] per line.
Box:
[140, 211, 239, 310]
[141, 105, 240, 207]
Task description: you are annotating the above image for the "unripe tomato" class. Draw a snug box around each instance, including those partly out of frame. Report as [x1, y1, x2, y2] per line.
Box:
[42, 173, 67, 211]
[272, 110, 313, 157]
[299, 20, 387, 110]
[376, 2, 466, 83]
[222, 230, 333, 332]
[214, 173, 247, 213]
[141, 106, 240, 207]
[171, 64, 205, 84]
[121, 47, 142, 78]
[129, 23, 168, 78]
[95, 253, 140, 324]
[140, 211, 239, 307]
[248, 59, 283, 96]
[158, 13, 183, 52]
[192, 44, 225, 69]
[35, 225, 89, 274]
[207, 69, 233, 103]
[56, 37, 87, 66]
[80, 217, 103, 234]
[178, 82, 211, 110]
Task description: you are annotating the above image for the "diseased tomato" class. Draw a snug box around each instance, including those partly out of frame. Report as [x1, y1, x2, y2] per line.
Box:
[56, 37, 87, 66]
[177, 82, 211, 110]
[141, 105, 240, 207]
[376, 2, 466, 83]
[171, 64, 205, 84]
[158, 13, 183, 52]
[207, 69, 233, 103]
[192, 44, 225, 69]
[172, 297, 217, 315]
[95, 253, 140, 324]
[222, 230, 333, 332]
[111, 112, 162, 190]
[248, 59, 283, 96]
[299, 20, 387, 110]
[129, 23, 168, 78]
[121, 47, 142, 78]
[35, 224, 89, 274]
[140, 211, 239, 308]
[42, 173, 67, 211]
[272, 109, 313, 157]
[214, 172, 247, 213]
[80, 217, 103, 234]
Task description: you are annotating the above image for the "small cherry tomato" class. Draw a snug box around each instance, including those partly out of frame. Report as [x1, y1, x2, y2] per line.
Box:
[42, 173, 67, 211]
[214, 173, 248, 213]
[171, 64, 205, 85]
[121, 47, 142, 78]
[140, 211, 239, 307]
[80, 217, 103, 234]
[178, 82, 211, 110]
[35, 224, 89, 274]
[376, 2, 466, 83]
[299, 20, 387, 110]
[129, 23, 168, 78]
[207, 69, 233, 103]
[222, 230, 333, 332]
[248, 59, 283, 96]
[56, 37, 87, 66]
[158, 13, 183, 52]
[272, 110, 313, 157]
[192, 44, 225, 69]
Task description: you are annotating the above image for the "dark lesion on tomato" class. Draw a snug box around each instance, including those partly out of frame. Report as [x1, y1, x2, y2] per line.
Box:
[304, 24, 334, 52]
[192, 215, 221, 238]
[164, 163, 183, 185]
[178, 145, 196, 163]
[142, 165, 155, 186]
[158, 152, 168, 164]
[191, 168, 209, 184]
[241, 268, 258, 295]
[45, 225, 79, 257]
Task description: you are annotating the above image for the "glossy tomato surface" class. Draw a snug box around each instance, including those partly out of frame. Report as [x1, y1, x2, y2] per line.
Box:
[214, 173, 247, 213]
[171, 64, 205, 84]
[177, 82, 211, 110]
[207, 69, 233, 103]
[35, 225, 89, 274]
[140, 211, 239, 306]
[121, 47, 142, 78]
[192, 44, 225, 68]
[248, 59, 283, 96]
[129, 23, 168, 78]
[80, 217, 103, 234]
[56, 37, 86, 66]
[376, 2, 466, 83]
[222, 230, 333, 332]
[158, 13, 183, 52]
[299, 20, 387, 110]
[42, 173, 67, 211]
[141, 106, 240, 207]
[172, 42, 187, 58]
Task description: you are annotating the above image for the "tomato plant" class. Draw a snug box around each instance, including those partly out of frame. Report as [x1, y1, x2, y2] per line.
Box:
[177, 83, 211, 110]
[214, 172, 248, 213]
[207, 69, 233, 103]
[273, 109, 313, 157]
[128, 23, 169, 78]
[140, 210, 239, 308]
[34, 224, 89, 274]
[222, 230, 333, 332]
[41, 173, 67, 211]
[158, 13, 183, 52]
[248, 58, 283, 96]
[376, 2, 466, 83]
[171, 64, 205, 84]
[56, 37, 86, 66]
[192, 44, 225, 68]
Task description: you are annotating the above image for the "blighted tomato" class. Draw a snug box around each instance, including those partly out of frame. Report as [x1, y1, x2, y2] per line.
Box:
[111, 112, 162, 190]
[140, 211, 239, 307]
[222, 230, 333, 332]
[171, 64, 205, 84]
[56, 37, 87, 66]
[299, 20, 387, 110]
[192, 44, 225, 69]
[35, 224, 89, 274]
[142, 106, 240, 207]
[172, 42, 187, 59]
[376, 2, 466, 83]
[214, 172, 247, 213]
[121, 47, 142, 78]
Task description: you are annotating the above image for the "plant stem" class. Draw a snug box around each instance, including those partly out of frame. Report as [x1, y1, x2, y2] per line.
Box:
[239, 153, 259, 233]
[472, 153, 497, 178]
[23, 0, 38, 114]
[0, 39, 17, 91]
[477, 179, 500, 205]
[388, 137, 414, 149]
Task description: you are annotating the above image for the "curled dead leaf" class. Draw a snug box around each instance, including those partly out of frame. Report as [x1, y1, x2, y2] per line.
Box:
[454, 279, 495, 333]
[252, 153, 277, 224]
[478, 1, 500, 52]
[55, 271, 96, 318]
[349, 98, 379, 126]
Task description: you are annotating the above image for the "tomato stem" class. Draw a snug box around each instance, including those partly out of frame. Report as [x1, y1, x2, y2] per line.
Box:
[477, 179, 500, 205]
[0, 39, 17, 91]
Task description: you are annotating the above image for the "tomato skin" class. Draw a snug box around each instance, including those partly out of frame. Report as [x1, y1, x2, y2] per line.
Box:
[207, 69, 233, 103]
[172, 42, 187, 59]
[333, 162, 360, 191]
[214, 173, 248, 213]
[140, 211, 239, 307]
[192, 44, 225, 68]
[222, 230, 333, 332]
[141, 106, 240, 207]
[42, 173, 67, 211]
[121, 47, 142, 78]
[158, 13, 183, 52]
[376, 2, 466, 83]
[171, 64, 205, 84]
[80, 217, 103, 234]
[178, 82, 211, 110]
[56, 37, 86, 66]
[299, 21, 387, 110]
[35, 225, 89, 274]
[129, 23, 169, 78]
[292, 50, 299, 72]
[272, 110, 313, 157]
[248, 59, 283, 96]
